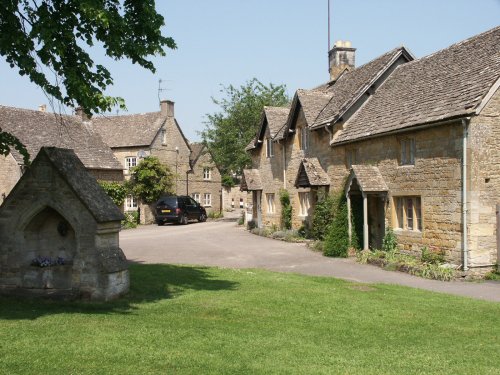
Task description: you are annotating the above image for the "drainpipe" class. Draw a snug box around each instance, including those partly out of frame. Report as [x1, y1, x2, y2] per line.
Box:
[462, 118, 470, 271]
[282, 141, 287, 189]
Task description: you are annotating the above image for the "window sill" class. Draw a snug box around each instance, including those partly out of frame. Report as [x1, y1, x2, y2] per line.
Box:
[398, 164, 415, 168]
[394, 228, 422, 237]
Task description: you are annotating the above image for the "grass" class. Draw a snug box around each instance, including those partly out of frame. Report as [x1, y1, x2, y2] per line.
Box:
[1, 264, 499, 374]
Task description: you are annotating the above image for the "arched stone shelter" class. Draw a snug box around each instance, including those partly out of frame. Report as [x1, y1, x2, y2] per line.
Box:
[0, 147, 129, 300]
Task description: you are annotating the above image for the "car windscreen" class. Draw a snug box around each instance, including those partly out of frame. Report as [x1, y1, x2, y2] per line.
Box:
[157, 197, 177, 208]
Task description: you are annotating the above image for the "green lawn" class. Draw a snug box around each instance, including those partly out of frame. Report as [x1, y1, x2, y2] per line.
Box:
[1, 264, 499, 374]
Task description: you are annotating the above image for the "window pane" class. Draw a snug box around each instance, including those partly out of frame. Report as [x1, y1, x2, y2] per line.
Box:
[416, 197, 422, 231]
[396, 198, 403, 229]
[406, 198, 413, 230]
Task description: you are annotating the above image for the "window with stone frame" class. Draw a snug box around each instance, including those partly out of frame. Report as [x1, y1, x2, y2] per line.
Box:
[298, 192, 310, 216]
[266, 193, 275, 214]
[203, 193, 212, 207]
[298, 126, 309, 151]
[400, 138, 416, 166]
[394, 196, 422, 231]
[203, 167, 212, 180]
[346, 148, 358, 169]
[125, 156, 137, 170]
[125, 195, 138, 210]
[192, 193, 200, 203]
[266, 138, 274, 158]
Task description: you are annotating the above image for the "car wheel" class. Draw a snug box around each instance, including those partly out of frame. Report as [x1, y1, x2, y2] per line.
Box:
[157, 221, 164, 226]
[180, 214, 188, 225]
[198, 213, 207, 222]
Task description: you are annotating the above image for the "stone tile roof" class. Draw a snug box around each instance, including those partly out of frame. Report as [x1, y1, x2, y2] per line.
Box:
[276, 90, 332, 140]
[265, 106, 290, 138]
[246, 106, 290, 151]
[92, 112, 165, 148]
[350, 165, 388, 192]
[0, 105, 122, 170]
[335, 26, 500, 144]
[39, 147, 124, 222]
[189, 142, 205, 165]
[312, 47, 412, 128]
[241, 169, 262, 191]
[295, 158, 330, 187]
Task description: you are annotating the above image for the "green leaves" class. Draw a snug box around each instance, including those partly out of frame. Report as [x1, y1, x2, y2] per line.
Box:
[0, 128, 30, 165]
[126, 156, 174, 204]
[98, 180, 128, 207]
[0, 0, 176, 116]
[201, 78, 289, 176]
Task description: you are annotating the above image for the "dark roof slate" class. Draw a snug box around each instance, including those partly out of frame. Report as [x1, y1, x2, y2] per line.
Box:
[241, 169, 262, 191]
[92, 112, 165, 148]
[295, 158, 330, 187]
[335, 26, 500, 144]
[312, 47, 411, 128]
[0, 106, 122, 170]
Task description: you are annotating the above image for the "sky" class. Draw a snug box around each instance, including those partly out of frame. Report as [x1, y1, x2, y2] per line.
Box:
[1, 0, 499, 142]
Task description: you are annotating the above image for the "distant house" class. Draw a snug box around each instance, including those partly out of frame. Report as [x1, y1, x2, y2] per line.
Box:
[188, 143, 222, 214]
[93, 100, 223, 221]
[0, 105, 123, 202]
[245, 26, 500, 275]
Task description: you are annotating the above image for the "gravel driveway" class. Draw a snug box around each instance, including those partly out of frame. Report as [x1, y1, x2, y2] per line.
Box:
[120, 220, 500, 302]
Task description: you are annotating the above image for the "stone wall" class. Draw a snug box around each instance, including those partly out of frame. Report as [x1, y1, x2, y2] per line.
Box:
[89, 168, 124, 182]
[188, 150, 222, 214]
[150, 117, 191, 196]
[0, 149, 129, 301]
[468, 88, 500, 268]
[0, 153, 21, 203]
[222, 186, 248, 212]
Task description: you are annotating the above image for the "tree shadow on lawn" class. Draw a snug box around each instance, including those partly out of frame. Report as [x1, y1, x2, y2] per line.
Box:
[0, 263, 238, 320]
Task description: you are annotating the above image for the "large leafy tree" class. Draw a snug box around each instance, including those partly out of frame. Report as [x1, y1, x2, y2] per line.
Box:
[201, 78, 289, 178]
[0, 0, 175, 163]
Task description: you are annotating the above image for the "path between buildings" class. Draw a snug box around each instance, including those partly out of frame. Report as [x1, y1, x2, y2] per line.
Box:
[120, 219, 500, 302]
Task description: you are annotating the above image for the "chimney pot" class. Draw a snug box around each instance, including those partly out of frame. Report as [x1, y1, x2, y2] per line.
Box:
[75, 107, 90, 121]
[160, 100, 175, 117]
[328, 41, 356, 81]
[38, 104, 47, 112]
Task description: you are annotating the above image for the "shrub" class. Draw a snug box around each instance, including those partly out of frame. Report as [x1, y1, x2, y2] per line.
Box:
[323, 195, 350, 257]
[421, 246, 445, 264]
[247, 220, 257, 230]
[98, 180, 128, 207]
[279, 189, 292, 230]
[382, 227, 398, 252]
[208, 211, 224, 219]
[310, 194, 336, 240]
[122, 211, 139, 229]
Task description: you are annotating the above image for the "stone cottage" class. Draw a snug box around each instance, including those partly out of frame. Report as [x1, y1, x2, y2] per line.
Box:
[0, 147, 129, 300]
[0, 105, 124, 202]
[93, 101, 223, 221]
[245, 26, 500, 274]
[188, 142, 222, 214]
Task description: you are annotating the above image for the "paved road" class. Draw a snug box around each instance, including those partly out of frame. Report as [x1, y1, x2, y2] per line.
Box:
[120, 220, 500, 302]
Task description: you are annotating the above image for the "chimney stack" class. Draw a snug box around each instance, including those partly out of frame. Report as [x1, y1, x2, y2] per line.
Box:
[75, 107, 90, 121]
[38, 104, 47, 112]
[160, 100, 174, 117]
[329, 40, 356, 81]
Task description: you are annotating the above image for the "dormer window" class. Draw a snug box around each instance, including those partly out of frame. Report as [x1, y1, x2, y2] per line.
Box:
[266, 138, 274, 158]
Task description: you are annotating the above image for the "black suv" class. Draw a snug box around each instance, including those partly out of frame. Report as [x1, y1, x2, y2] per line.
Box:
[155, 196, 207, 225]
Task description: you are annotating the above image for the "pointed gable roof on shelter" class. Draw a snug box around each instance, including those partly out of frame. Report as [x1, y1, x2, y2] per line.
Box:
[334, 26, 500, 144]
[241, 169, 263, 191]
[346, 165, 388, 193]
[295, 158, 330, 187]
[0, 105, 122, 170]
